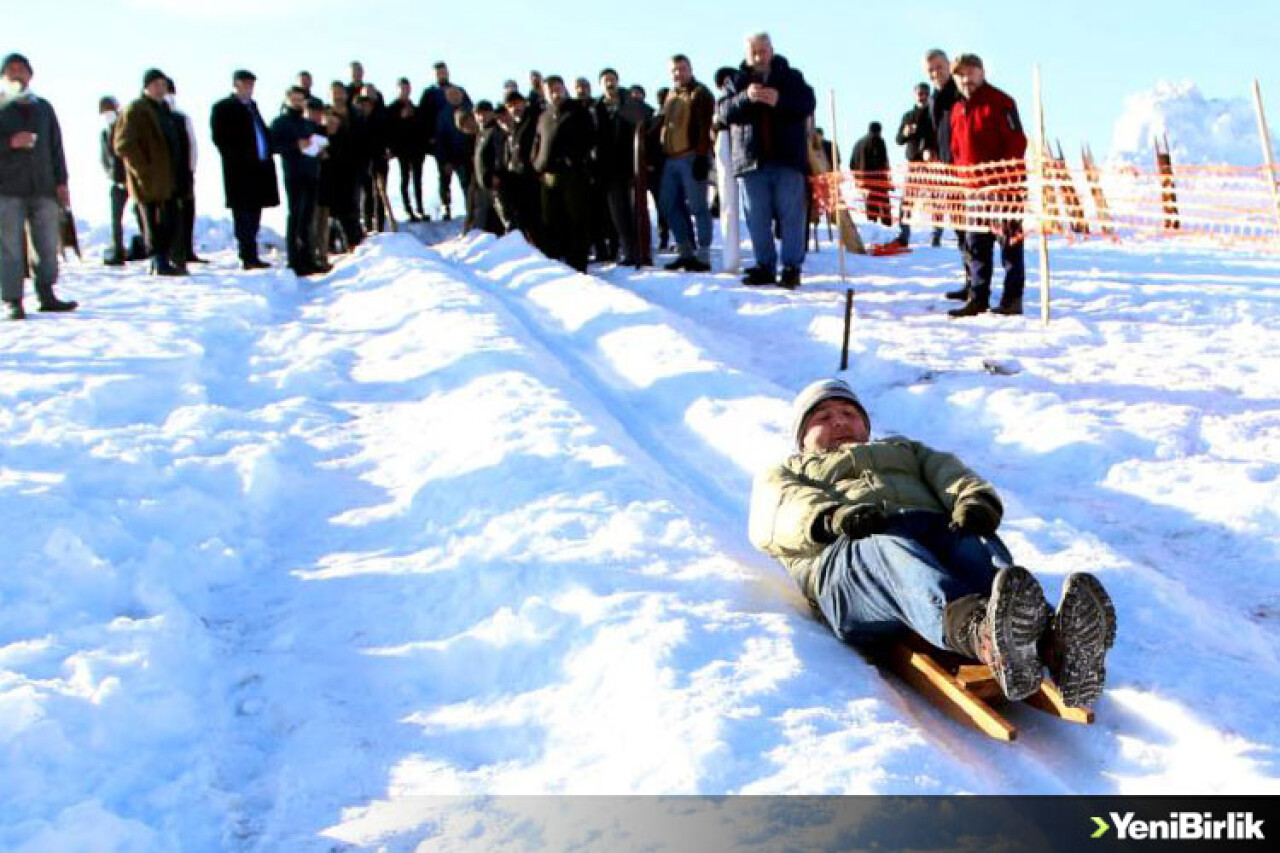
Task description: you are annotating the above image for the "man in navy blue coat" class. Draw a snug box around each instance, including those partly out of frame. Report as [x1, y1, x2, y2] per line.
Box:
[717, 32, 816, 289]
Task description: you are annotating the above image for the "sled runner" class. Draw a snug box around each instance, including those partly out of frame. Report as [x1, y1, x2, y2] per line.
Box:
[878, 632, 1093, 742]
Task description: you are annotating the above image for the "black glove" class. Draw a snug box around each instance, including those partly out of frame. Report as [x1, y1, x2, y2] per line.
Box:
[691, 154, 710, 182]
[950, 494, 1002, 536]
[828, 504, 889, 541]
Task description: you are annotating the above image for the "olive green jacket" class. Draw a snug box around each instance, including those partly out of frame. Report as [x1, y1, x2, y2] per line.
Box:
[748, 437, 1002, 604]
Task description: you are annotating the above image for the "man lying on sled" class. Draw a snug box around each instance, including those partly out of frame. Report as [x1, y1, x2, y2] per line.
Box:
[749, 378, 1116, 708]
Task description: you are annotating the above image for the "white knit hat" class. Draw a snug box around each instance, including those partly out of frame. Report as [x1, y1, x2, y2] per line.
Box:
[790, 378, 870, 450]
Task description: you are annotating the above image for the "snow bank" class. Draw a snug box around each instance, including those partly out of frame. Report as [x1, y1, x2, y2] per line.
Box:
[1108, 80, 1278, 166]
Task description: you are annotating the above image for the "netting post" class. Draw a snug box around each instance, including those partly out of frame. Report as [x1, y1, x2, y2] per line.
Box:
[1033, 65, 1051, 325]
[829, 89, 849, 286]
[1252, 79, 1280, 238]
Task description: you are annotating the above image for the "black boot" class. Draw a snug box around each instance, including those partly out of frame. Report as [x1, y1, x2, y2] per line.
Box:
[1043, 573, 1116, 709]
[779, 266, 802, 289]
[741, 266, 776, 286]
[948, 291, 990, 318]
[4, 298, 25, 320]
[945, 284, 971, 301]
[36, 284, 77, 313]
[992, 295, 1023, 316]
[944, 566, 1050, 701]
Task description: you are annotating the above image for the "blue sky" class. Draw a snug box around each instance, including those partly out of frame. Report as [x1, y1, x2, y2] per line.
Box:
[10, 0, 1280, 222]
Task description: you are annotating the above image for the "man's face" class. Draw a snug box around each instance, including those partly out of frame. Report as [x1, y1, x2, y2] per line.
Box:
[547, 80, 567, 107]
[530, 72, 542, 90]
[351, 63, 364, 82]
[747, 36, 773, 73]
[925, 54, 950, 88]
[298, 73, 312, 90]
[629, 87, 644, 102]
[600, 72, 618, 98]
[233, 79, 255, 100]
[145, 79, 168, 100]
[801, 399, 869, 453]
[287, 91, 306, 112]
[474, 107, 492, 125]
[398, 81, 410, 99]
[670, 59, 692, 87]
[953, 64, 985, 98]
[435, 65, 449, 86]
[574, 79, 590, 100]
[508, 99, 527, 119]
[914, 86, 928, 106]
[3, 60, 31, 90]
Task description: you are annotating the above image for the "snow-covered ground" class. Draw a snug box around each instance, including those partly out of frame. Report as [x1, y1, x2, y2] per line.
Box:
[2, 219, 1279, 851]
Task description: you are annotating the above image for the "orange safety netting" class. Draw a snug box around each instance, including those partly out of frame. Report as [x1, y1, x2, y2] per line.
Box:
[811, 153, 1280, 250]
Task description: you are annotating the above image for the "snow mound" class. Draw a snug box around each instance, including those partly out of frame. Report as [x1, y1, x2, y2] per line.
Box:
[1108, 80, 1278, 166]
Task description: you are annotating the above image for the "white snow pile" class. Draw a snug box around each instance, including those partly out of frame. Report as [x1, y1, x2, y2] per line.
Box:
[1, 220, 1279, 851]
[1108, 80, 1278, 166]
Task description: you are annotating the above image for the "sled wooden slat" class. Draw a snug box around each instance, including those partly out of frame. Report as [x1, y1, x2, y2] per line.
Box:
[885, 641, 1017, 742]
[1024, 680, 1095, 725]
[880, 633, 1096, 741]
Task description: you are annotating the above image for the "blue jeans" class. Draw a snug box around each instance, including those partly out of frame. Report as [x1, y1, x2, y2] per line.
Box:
[740, 164, 807, 271]
[815, 510, 1013, 648]
[0, 194, 61, 302]
[660, 154, 712, 261]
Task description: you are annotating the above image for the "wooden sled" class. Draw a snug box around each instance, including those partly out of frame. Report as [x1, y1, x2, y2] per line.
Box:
[880, 632, 1093, 742]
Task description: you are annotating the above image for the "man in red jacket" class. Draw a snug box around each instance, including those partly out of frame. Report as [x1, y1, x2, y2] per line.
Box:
[947, 54, 1027, 317]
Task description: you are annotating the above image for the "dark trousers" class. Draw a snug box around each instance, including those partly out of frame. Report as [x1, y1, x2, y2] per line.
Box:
[502, 173, 541, 247]
[603, 175, 636, 263]
[139, 198, 178, 266]
[540, 172, 591, 272]
[232, 207, 263, 262]
[397, 154, 425, 216]
[361, 165, 388, 232]
[172, 194, 194, 266]
[284, 176, 318, 273]
[108, 184, 128, 260]
[964, 224, 1025, 305]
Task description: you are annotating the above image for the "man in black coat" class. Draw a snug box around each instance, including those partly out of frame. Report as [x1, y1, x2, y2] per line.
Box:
[532, 75, 593, 271]
[270, 86, 323, 275]
[502, 90, 542, 246]
[210, 69, 279, 269]
[717, 32, 816, 289]
[388, 77, 427, 221]
[895, 81, 937, 246]
[99, 95, 129, 265]
[850, 121, 891, 226]
[925, 48, 970, 292]
[593, 68, 643, 265]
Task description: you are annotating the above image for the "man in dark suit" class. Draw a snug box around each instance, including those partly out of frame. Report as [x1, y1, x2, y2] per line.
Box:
[210, 69, 279, 269]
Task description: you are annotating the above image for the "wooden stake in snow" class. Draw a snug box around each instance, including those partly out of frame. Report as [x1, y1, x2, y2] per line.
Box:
[1252, 79, 1280, 238]
[1033, 65, 1051, 325]
[716, 123, 740, 272]
[840, 288, 853, 372]
[829, 89, 850, 283]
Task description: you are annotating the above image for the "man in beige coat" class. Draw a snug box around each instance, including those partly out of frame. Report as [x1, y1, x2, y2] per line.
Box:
[749, 378, 1116, 708]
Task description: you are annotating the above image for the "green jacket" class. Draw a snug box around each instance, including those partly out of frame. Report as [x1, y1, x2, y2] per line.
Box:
[748, 437, 1002, 604]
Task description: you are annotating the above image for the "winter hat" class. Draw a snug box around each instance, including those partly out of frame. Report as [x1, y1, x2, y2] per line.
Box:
[142, 68, 167, 89]
[790, 378, 870, 450]
[2, 53, 31, 74]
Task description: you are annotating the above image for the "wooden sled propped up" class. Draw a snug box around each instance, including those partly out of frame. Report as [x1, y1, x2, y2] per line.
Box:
[879, 632, 1093, 742]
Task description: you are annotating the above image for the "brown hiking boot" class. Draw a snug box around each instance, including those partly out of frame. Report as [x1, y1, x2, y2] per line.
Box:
[945, 567, 1051, 701]
[1044, 573, 1117, 708]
